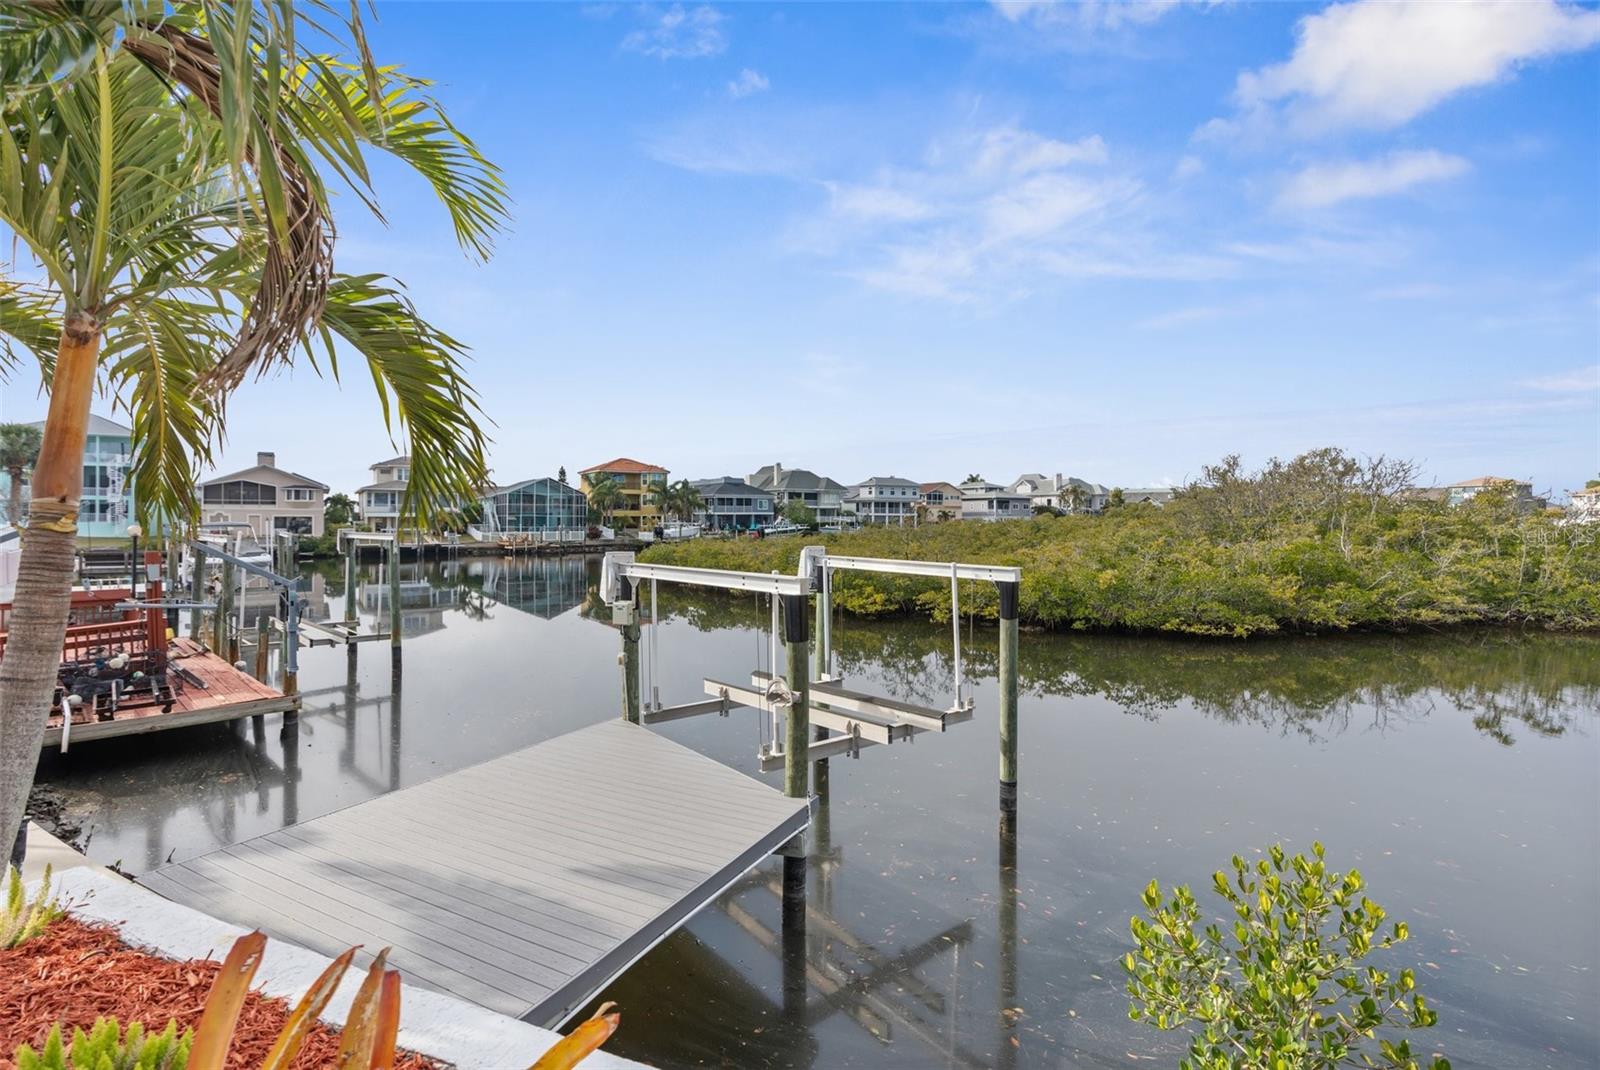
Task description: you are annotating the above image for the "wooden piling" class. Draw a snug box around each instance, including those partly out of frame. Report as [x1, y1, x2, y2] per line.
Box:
[254, 616, 270, 681]
[780, 592, 810, 914]
[343, 534, 358, 624]
[388, 535, 402, 659]
[998, 579, 1020, 813]
[617, 579, 641, 724]
[215, 559, 235, 655]
[188, 544, 206, 640]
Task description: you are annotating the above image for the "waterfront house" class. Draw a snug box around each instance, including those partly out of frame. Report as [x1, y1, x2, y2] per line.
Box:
[478, 477, 588, 536]
[748, 463, 847, 526]
[919, 481, 964, 521]
[1010, 472, 1110, 513]
[960, 480, 1031, 521]
[356, 455, 411, 532]
[581, 457, 669, 529]
[198, 451, 327, 539]
[1445, 476, 1543, 510]
[691, 477, 774, 532]
[2, 414, 135, 537]
[845, 476, 921, 525]
[1564, 486, 1600, 524]
[1120, 487, 1176, 507]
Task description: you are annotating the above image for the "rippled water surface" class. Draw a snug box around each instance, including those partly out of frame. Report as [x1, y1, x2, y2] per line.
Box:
[35, 555, 1600, 1069]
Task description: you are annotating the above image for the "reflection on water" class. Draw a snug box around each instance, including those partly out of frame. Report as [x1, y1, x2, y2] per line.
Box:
[34, 557, 1599, 1069]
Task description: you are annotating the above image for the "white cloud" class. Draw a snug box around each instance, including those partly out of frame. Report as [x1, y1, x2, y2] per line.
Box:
[991, 0, 1192, 31]
[727, 67, 769, 98]
[1276, 149, 1470, 209]
[1218, 0, 1600, 135]
[1522, 365, 1600, 393]
[1173, 154, 1205, 180]
[1136, 301, 1254, 330]
[621, 4, 726, 59]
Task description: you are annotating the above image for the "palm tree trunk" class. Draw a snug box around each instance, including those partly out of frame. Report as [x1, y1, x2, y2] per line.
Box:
[0, 311, 99, 856]
[5, 467, 20, 529]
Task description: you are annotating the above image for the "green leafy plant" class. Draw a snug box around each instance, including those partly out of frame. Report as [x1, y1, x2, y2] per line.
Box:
[3, 862, 63, 949]
[17, 1019, 190, 1070]
[1124, 844, 1448, 1070]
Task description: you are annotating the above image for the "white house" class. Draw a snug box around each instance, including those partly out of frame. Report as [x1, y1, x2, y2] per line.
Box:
[357, 455, 411, 532]
[960, 480, 1031, 521]
[198, 451, 327, 538]
[845, 476, 921, 525]
[1445, 476, 1543, 511]
[1010, 472, 1110, 514]
[1564, 486, 1600, 524]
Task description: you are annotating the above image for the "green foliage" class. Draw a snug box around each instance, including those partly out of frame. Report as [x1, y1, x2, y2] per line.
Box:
[15, 1018, 191, 1070]
[3, 862, 63, 949]
[641, 449, 1600, 636]
[782, 500, 816, 526]
[324, 493, 357, 528]
[1125, 844, 1448, 1070]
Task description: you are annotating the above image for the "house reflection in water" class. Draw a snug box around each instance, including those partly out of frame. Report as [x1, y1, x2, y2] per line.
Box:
[473, 555, 589, 620]
[359, 569, 462, 638]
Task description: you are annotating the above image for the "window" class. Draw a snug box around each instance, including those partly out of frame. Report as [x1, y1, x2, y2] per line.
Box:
[201, 480, 276, 505]
[274, 515, 312, 534]
[284, 487, 314, 502]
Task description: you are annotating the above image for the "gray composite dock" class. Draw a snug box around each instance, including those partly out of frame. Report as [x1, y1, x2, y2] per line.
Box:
[140, 720, 810, 1026]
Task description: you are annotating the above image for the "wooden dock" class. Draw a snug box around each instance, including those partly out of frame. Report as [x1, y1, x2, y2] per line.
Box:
[139, 719, 812, 1027]
[43, 637, 299, 748]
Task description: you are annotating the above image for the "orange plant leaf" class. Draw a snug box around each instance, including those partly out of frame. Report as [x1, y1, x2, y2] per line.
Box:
[368, 969, 402, 1070]
[259, 946, 358, 1070]
[190, 931, 267, 1070]
[528, 1002, 621, 1070]
[336, 947, 392, 1068]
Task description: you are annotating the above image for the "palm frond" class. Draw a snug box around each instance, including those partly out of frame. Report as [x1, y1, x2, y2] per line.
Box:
[0, 278, 60, 374]
[317, 274, 491, 529]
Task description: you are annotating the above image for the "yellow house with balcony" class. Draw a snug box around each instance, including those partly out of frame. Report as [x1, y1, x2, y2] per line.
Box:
[580, 457, 669, 529]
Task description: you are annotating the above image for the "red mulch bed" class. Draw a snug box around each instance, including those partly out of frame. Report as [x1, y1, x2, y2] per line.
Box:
[0, 917, 445, 1069]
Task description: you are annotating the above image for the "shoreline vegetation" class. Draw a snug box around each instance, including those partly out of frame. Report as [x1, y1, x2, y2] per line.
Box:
[640, 451, 1599, 638]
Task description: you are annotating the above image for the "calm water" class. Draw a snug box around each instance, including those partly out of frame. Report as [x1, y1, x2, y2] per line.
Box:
[34, 555, 1600, 1070]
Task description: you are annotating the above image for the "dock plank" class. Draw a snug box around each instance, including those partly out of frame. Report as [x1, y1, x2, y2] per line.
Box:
[142, 720, 810, 1026]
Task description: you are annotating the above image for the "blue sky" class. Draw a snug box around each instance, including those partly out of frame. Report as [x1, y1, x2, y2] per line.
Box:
[6, 0, 1598, 497]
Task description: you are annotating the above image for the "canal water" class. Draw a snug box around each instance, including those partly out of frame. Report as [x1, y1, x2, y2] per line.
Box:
[33, 555, 1599, 1070]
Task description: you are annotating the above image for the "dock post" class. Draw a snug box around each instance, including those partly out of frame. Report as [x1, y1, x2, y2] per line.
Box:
[164, 537, 179, 632]
[616, 578, 641, 724]
[188, 544, 206, 640]
[215, 559, 235, 655]
[998, 580, 1020, 813]
[388, 535, 402, 665]
[780, 592, 810, 919]
[254, 615, 270, 681]
[343, 533, 358, 624]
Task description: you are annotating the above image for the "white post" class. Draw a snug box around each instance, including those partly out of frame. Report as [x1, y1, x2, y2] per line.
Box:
[950, 562, 963, 710]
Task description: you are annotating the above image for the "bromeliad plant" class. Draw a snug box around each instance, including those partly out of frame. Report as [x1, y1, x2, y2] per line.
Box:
[3, 862, 63, 949]
[13, 931, 620, 1070]
[1124, 844, 1449, 1070]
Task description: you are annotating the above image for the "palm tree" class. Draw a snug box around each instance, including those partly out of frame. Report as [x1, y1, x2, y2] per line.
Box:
[588, 476, 623, 526]
[0, 3, 508, 851]
[0, 423, 42, 527]
[657, 478, 701, 523]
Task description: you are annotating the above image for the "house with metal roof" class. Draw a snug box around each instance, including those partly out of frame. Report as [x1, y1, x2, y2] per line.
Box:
[845, 476, 921, 525]
[691, 477, 774, 532]
[748, 463, 847, 526]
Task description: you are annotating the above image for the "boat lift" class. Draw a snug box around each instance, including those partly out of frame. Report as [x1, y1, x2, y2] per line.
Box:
[601, 547, 1022, 809]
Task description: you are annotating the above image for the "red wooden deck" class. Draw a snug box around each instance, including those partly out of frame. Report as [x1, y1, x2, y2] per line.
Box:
[44, 638, 299, 748]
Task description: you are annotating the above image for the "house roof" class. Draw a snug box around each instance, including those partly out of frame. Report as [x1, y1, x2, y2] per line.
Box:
[581, 457, 668, 475]
[919, 481, 962, 493]
[371, 455, 410, 468]
[692, 477, 771, 497]
[1447, 476, 1525, 488]
[853, 476, 920, 488]
[1569, 486, 1600, 498]
[200, 463, 329, 491]
[483, 476, 583, 498]
[749, 465, 845, 493]
[357, 479, 409, 494]
[27, 413, 131, 438]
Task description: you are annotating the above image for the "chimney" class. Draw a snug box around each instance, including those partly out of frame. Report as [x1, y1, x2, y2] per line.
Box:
[774, 462, 782, 480]
[257, 451, 276, 468]
[1055, 471, 1063, 486]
